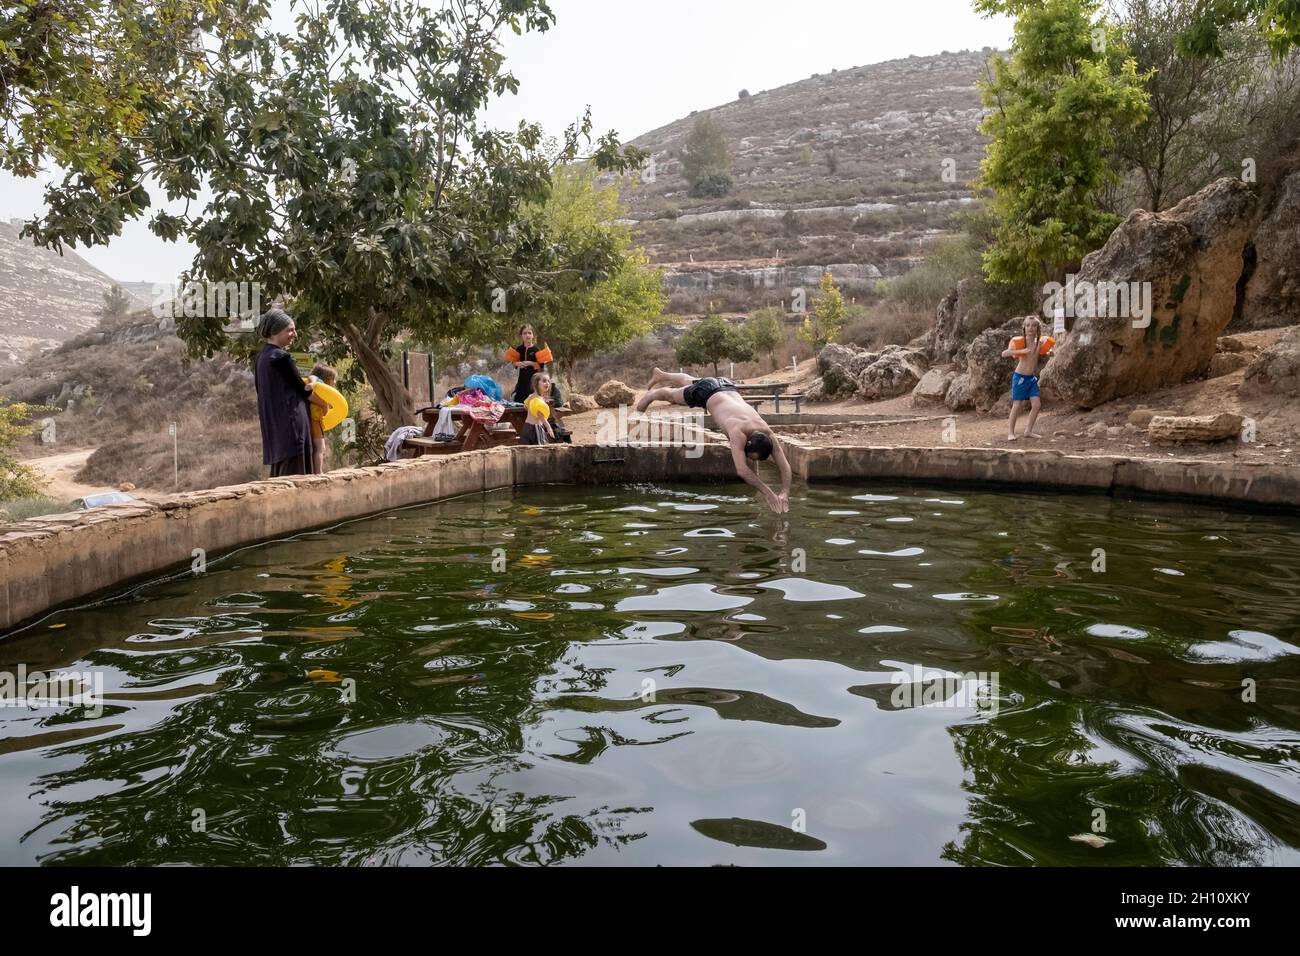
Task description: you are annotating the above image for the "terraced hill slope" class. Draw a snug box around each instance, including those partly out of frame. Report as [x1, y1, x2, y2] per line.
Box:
[615, 49, 994, 313]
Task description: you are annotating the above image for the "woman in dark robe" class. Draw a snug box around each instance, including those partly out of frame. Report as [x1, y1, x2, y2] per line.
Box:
[504, 324, 562, 405]
[254, 309, 317, 476]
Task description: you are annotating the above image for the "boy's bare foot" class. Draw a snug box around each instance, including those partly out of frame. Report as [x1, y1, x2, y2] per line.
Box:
[1025, 431, 1042, 439]
[1007, 434, 1018, 442]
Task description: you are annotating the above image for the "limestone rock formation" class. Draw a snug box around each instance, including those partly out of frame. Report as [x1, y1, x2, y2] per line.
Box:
[1208, 353, 1250, 378]
[912, 367, 955, 405]
[857, 347, 928, 400]
[1128, 407, 1176, 428]
[1241, 327, 1300, 397]
[944, 318, 1024, 413]
[929, 277, 996, 363]
[1040, 178, 1258, 408]
[817, 343, 876, 398]
[1148, 413, 1244, 443]
[595, 380, 636, 408]
[567, 393, 599, 413]
[1238, 166, 1300, 331]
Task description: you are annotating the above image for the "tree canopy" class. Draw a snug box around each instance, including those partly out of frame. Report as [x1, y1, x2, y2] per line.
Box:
[799, 272, 845, 352]
[675, 315, 753, 376]
[975, 0, 1150, 284]
[680, 113, 733, 198]
[14, 0, 644, 428]
[0, 0, 264, 202]
[1177, 0, 1300, 58]
[513, 165, 664, 380]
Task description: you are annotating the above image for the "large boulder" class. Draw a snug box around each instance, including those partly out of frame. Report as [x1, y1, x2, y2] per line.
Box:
[567, 393, 599, 413]
[912, 367, 956, 405]
[944, 373, 975, 411]
[1241, 327, 1300, 397]
[1148, 413, 1244, 444]
[1237, 166, 1300, 331]
[594, 380, 636, 408]
[1040, 178, 1258, 408]
[857, 346, 928, 400]
[945, 317, 1024, 412]
[817, 343, 876, 398]
[928, 276, 997, 363]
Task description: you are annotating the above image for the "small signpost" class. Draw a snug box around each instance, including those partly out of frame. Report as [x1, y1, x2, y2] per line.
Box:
[168, 422, 178, 488]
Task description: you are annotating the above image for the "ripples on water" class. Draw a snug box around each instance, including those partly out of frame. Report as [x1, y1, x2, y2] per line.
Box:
[1, 483, 1298, 866]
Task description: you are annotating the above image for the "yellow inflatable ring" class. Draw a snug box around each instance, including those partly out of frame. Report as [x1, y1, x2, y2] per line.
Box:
[311, 381, 349, 431]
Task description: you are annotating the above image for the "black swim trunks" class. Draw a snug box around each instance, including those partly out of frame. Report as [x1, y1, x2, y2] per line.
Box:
[682, 377, 738, 410]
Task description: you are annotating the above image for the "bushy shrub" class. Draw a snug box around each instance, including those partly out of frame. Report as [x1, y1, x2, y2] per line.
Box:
[690, 170, 734, 198]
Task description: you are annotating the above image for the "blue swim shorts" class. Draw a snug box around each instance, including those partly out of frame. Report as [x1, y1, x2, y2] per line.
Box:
[1011, 372, 1040, 402]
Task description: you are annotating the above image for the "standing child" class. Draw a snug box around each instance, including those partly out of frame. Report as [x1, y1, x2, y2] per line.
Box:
[522, 372, 557, 446]
[307, 364, 338, 473]
[1001, 318, 1055, 441]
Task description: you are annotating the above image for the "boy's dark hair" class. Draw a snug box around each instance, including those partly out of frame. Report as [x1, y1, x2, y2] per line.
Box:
[745, 432, 774, 461]
[310, 363, 337, 384]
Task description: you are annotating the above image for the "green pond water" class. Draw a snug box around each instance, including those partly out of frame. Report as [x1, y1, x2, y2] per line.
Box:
[2, 482, 1299, 866]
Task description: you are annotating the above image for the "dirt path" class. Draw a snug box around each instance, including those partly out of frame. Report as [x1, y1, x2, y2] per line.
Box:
[20, 449, 118, 503]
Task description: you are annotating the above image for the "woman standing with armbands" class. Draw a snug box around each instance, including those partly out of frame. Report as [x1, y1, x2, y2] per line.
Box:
[504, 324, 561, 405]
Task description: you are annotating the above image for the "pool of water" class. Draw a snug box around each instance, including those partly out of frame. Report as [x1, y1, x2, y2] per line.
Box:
[2, 482, 1299, 865]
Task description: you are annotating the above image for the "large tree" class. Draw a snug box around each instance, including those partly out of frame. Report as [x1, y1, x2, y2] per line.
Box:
[1111, 0, 1300, 211]
[679, 113, 733, 198]
[975, 0, 1150, 284]
[20, 0, 643, 429]
[515, 164, 664, 384]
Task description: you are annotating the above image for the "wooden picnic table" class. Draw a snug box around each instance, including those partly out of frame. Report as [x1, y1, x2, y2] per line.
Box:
[406, 403, 568, 455]
[731, 381, 805, 413]
[732, 381, 791, 395]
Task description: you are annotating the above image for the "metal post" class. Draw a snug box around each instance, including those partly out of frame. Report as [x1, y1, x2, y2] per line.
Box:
[169, 421, 178, 488]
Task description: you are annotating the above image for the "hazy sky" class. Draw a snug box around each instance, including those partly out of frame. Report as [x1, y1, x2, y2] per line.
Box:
[0, 0, 1013, 284]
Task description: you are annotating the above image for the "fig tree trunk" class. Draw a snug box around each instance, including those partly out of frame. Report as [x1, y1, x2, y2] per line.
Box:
[342, 320, 414, 431]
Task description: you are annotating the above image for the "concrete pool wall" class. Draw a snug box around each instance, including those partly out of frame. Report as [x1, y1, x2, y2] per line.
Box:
[2, 441, 1299, 633]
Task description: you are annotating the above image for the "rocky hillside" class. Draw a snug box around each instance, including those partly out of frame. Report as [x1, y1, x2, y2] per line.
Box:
[616, 50, 994, 312]
[0, 220, 150, 360]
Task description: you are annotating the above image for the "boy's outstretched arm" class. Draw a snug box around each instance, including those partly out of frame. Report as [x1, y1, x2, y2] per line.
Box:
[770, 436, 793, 503]
[729, 437, 785, 512]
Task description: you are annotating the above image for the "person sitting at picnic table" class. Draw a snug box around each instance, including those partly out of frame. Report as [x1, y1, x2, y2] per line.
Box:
[504, 324, 560, 404]
[254, 308, 328, 477]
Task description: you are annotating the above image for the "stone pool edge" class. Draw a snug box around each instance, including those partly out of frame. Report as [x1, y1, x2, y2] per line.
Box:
[2, 442, 1297, 633]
